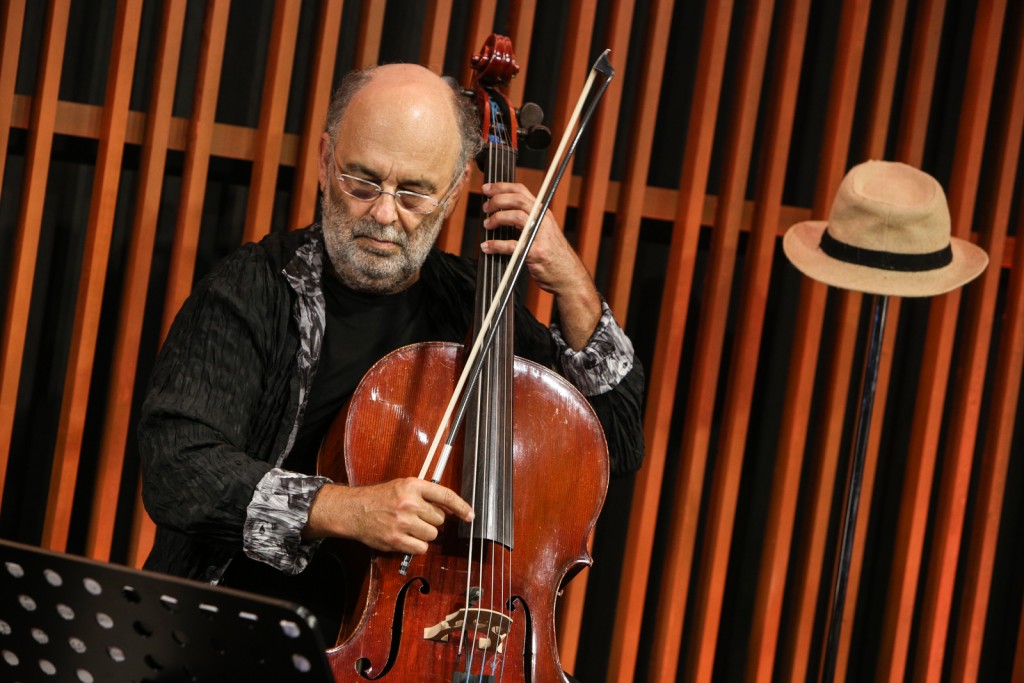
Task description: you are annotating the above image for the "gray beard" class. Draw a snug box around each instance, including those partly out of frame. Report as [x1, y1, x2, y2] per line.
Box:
[320, 184, 444, 294]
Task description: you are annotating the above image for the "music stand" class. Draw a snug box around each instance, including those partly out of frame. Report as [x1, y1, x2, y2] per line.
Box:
[0, 538, 333, 682]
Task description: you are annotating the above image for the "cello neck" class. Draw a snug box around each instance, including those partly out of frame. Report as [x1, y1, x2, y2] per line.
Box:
[460, 38, 524, 550]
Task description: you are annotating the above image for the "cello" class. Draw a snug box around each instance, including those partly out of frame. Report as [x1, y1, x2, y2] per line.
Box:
[318, 36, 614, 682]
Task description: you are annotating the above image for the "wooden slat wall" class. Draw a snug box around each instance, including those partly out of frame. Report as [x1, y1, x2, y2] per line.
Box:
[1, 1, 1022, 681]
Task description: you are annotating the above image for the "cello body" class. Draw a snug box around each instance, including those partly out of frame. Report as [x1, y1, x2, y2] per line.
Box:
[318, 343, 608, 681]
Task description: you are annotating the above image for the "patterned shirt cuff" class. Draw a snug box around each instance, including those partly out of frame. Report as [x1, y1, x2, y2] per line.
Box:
[551, 301, 635, 396]
[243, 468, 331, 575]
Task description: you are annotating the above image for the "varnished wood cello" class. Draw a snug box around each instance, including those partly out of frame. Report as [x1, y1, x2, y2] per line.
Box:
[317, 36, 614, 682]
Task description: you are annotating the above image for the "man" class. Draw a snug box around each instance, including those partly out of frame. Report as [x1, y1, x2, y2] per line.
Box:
[139, 64, 644, 641]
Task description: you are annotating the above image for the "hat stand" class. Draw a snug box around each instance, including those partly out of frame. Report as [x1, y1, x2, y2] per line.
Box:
[818, 293, 889, 683]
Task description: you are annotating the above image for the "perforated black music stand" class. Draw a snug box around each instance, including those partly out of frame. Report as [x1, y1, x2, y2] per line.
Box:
[0, 538, 333, 682]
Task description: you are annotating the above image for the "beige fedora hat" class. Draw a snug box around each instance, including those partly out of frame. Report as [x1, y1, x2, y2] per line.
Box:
[783, 160, 988, 297]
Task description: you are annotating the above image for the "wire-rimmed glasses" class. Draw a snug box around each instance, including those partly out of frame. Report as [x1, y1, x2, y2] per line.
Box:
[334, 166, 461, 215]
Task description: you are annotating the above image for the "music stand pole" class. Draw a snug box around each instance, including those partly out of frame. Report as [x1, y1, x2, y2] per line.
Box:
[819, 293, 889, 683]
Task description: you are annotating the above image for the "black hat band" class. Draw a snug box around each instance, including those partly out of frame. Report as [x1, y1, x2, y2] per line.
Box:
[819, 228, 953, 272]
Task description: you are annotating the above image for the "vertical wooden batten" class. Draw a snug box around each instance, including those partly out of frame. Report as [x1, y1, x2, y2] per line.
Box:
[913, 3, 1020, 678]
[949, 27, 1024, 670]
[833, 2, 948, 678]
[784, 1, 907, 680]
[607, 1, 734, 680]
[0, 0, 26, 195]
[670, 1, 775, 679]
[287, 0, 343, 231]
[524, 0, 596, 325]
[242, 0, 302, 244]
[130, 0, 233, 564]
[433, 0, 492, 257]
[710, 0, 812, 677]
[0, 0, 71, 506]
[42, 0, 143, 553]
[605, 0, 675, 321]
[420, 0, 454, 73]
[86, 0, 188, 563]
[354, 1, 386, 70]
[746, 2, 871, 680]
[876, 2, 1006, 680]
[556, 1, 637, 670]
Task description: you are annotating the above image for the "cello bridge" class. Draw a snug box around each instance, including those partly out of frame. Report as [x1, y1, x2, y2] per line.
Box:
[423, 607, 512, 652]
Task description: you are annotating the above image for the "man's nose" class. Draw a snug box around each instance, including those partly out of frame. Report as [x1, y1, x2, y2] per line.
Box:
[368, 191, 400, 225]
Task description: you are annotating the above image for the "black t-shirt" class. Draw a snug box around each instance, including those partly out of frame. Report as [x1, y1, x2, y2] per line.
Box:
[286, 271, 440, 474]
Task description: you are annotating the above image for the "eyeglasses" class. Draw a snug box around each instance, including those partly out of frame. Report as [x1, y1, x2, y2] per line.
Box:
[334, 169, 460, 215]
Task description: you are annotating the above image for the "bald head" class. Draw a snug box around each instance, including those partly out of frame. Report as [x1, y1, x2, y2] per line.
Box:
[324, 64, 482, 176]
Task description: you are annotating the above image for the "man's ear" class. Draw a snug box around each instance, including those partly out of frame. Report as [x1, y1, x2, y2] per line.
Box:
[443, 164, 473, 219]
[317, 132, 333, 193]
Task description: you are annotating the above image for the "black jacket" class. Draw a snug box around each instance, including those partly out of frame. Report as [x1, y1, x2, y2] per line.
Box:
[139, 225, 644, 582]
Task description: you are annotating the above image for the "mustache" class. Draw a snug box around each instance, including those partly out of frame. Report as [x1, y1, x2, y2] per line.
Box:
[350, 219, 405, 244]
[321, 185, 406, 246]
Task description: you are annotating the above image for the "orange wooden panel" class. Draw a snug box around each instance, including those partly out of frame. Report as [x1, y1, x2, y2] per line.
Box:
[557, 2, 637, 671]
[652, 2, 775, 680]
[288, 0, 343, 230]
[131, 0, 232, 564]
[505, 0, 537, 105]
[914, 5, 1018, 679]
[949, 90, 1024, 681]
[833, 2, 946, 677]
[791, 289, 863, 669]
[875, 290, 961, 682]
[573, 0, 635, 274]
[420, 0, 453, 72]
[458, 1, 500, 85]
[782, 2, 907, 679]
[435, 1, 500, 257]
[0, 0, 26, 195]
[0, 0, 70, 502]
[128, 477, 154, 568]
[895, 0, 948, 165]
[524, 0, 596, 325]
[876, 2, 1005, 680]
[158, 0, 232, 340]
[42, 0, 143, 553]
[605, 0, 676, 320]
[709, 0, 812, 668]
[354, 0, 386, 69]
[745, 2, 871, 680]
[242, 0, 302, 244]
[607, 1, 734, 680]
[86, 0, 188, 562]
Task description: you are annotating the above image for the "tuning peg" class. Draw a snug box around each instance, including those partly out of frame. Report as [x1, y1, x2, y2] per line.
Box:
[517, 102, 544, 129]
[521, 125, 552, 150]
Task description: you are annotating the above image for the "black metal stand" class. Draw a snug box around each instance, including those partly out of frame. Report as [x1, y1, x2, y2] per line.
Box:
[819, 294, 889, 683]
[0, 538, 333, 682]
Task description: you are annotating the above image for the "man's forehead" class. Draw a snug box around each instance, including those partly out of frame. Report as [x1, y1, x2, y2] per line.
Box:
[335, 67, 463, 185]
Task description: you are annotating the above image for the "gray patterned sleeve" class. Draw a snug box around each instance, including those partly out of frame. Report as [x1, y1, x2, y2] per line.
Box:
[550, 301, 635, 396]
[243, 468, 331, 574]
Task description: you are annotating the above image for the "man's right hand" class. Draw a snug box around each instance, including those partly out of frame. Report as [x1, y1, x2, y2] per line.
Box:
[303, 478, 474, 555]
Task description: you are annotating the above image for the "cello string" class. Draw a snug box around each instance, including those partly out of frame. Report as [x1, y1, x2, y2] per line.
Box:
[485, 102, 513, 679]
[497, 112, 514, 681]
[461, 103, 505, 674]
